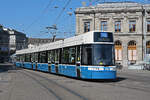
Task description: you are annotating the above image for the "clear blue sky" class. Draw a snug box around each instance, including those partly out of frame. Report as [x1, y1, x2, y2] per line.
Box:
[0, 0, 149, 38]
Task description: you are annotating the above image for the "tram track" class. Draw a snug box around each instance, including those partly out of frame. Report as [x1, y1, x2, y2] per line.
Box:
[19, 71, 62, 100]
[19, 70, 88, 100]
[104, 77, 150, 93]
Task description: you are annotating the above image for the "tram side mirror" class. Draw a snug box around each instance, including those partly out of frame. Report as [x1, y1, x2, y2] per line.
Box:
[76, 61, 80, 66]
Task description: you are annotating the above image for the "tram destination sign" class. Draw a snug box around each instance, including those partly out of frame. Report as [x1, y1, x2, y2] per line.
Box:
[94, 32, 113, 42]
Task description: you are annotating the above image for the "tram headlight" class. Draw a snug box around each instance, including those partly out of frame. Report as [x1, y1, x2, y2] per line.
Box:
[99, 62, 103, 65]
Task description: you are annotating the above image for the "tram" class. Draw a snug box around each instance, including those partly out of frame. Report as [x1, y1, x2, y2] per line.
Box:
[15, 31, 116, 79]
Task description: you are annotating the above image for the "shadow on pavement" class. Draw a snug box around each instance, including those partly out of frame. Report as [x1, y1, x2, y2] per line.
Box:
[74, 77, 127, 83]
[0, 63, 17, 73]
[54, 73, 127, 83]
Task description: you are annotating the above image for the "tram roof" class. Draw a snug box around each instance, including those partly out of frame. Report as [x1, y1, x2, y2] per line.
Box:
[16, 31, 112, 55]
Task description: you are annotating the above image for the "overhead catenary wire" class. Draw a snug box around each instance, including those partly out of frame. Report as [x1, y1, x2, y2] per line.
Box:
[25, 0, 54, 31]
[53, 0, 72, 25]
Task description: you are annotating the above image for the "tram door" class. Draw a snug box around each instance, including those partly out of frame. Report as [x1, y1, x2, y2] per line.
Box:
[31, 53, 34, 70]
[48, 51, 52, 72]
[35, 53, 39, 70]
[76, 46, 81, 78]
[55, 50, 59, 74]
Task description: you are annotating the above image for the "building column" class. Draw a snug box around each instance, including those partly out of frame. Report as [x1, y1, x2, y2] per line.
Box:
[136, 37, 143, 62]
[95, 14, 100, 30]
[75, 14, 81, 35]
[122, 41, 128, 68]
[108, 17, 113, 32]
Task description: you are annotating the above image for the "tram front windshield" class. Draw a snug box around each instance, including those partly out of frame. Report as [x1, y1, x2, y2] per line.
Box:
[82, 44, 115, 66]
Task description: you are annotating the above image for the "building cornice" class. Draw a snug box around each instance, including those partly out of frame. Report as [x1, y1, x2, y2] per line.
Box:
[114, 33, 150, 36]
[75, 2, 150, 14]
[75, 9, 144, 14]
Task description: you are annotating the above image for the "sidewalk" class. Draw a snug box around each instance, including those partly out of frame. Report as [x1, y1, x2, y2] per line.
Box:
[117, 66, 150, 73]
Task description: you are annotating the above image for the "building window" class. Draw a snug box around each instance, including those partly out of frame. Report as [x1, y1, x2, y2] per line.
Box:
[84, 22, 90, 33]
[129, 21, 136, 32]
[101, 21, 107, 31]
[146, 41, 150, 54]
[115, 40, 122, 61]
[128, 41, 136, 61]
[115, 21, 121, 32]
[147, 21, 150, 32]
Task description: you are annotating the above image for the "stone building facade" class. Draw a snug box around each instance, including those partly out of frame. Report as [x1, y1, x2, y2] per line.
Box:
[0, 25, 28, 61]
[75, 2, 150, 67]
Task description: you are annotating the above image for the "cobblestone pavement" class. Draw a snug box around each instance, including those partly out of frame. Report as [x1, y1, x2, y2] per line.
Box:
[0, 63, 150, 100]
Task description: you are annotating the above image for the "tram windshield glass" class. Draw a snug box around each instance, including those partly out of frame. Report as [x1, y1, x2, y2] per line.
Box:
[82, 44, 115, 66]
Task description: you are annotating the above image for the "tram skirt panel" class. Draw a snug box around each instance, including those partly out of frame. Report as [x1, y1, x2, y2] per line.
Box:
[24, 62, 32, 69]
[59, 65, 77, 77]
[32, 63, 36, 70]
[80, 66, 116, 79]
[37, 63, 49, 72]
[51, 64, 56, 73]
[16, 62, 22, 67]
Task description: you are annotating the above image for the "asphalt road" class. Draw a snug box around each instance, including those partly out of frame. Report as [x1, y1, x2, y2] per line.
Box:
[0, 63, 150, 100]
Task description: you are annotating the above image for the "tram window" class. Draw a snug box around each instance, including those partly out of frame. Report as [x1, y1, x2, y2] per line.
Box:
[48, 51, 52, 63]
[81, 44, 115, 66]
[39, 52, 42, 63]
[69, 47, 76, 64]
[76, 46, 81, 62]
[59, 49, 62, 64]
[93, 45, 114, 65]
[35, 53, 38, 62]
[55, 49, 59, 64]
[31, 53, 35, 62]
[62, 48, 69, 64]
[16, 55, 20, 61]
[48, 50, 55, 64]
[20, 54, 25, 62]
[19, 56, 21, 62]
[25, 54, 31, 62]
[81, 45, 92, 65]
[39, 52, 47, 63]
[62, 47, 76, 64]
[51, 50, 55, 64]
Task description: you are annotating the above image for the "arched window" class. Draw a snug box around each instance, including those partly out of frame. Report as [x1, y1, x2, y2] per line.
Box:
[115, 40, 122, 61]
[128, 41, 136, 61]
[146, 41, 150, 54]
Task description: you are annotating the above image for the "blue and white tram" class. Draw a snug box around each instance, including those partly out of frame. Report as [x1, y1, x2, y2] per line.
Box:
[15, 31, 116, 79]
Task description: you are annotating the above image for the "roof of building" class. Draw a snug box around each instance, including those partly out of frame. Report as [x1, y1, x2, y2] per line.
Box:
[75, 2, 150, 13]
[96, 2, 141, 8]
[0, 25, 26, 37]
